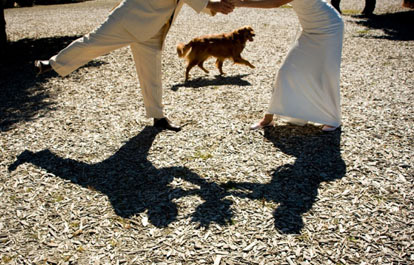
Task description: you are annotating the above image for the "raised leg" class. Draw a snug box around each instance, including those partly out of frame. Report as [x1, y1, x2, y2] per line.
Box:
[49, 16, 132, 77]
[233, 56, 255, 69]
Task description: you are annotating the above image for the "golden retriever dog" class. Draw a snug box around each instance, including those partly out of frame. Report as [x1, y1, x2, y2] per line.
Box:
[176, 26, 255, 81]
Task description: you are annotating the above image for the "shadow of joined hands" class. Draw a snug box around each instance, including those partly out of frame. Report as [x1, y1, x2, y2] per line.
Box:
[9, 125, 346, 233]
[8, 126, 233, 228]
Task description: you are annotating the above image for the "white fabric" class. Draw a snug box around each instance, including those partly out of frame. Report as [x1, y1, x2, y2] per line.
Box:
[49, 0, 210, 118]
[50, 21, 166, 118]
[267, 0, 344, 127]
[110, 0, 210, 42]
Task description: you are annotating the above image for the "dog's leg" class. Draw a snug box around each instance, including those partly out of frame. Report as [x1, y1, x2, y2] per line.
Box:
[197, 61, 209, 74]
[185, 61, 197, 81]
[215, 59, 225, 75]
[234, 57, 255, 69]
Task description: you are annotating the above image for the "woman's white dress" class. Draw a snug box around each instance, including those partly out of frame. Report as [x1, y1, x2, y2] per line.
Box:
[268, 0, 344, 127]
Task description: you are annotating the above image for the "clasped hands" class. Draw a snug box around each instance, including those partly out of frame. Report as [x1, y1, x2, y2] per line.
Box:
[207, 0, 244, 15]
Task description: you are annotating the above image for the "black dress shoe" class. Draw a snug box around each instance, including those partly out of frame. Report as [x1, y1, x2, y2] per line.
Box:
[153, 118, 181, 132]
[34, 60, 52, 76]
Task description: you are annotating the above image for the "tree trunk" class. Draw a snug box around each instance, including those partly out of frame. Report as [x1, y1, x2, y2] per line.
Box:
[331, 0, 341, 14]
[0, 0, 7, 57]
[362, 0, 376, 15]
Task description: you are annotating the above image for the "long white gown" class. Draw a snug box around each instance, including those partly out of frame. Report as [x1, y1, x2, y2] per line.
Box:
[268, 0, 344, 127]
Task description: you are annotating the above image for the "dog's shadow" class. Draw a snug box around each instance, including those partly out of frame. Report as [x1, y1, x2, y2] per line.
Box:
[170, 74, 252, 91]
[223, 125, 346, 234]
[8, 126, 233, 228]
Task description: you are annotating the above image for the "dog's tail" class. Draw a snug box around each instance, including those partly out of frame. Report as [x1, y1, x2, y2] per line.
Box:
[177, 42, 192, 58]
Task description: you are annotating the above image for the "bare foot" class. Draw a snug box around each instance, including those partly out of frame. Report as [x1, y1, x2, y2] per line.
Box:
[250, 114, 274, 130]
[322, 125, 339, 132]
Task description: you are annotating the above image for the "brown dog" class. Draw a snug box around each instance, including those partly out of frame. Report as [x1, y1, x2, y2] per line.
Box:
[177, 26, 255, 81]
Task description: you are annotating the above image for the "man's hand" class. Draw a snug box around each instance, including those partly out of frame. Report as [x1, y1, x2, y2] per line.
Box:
[231, 0, 243, 7]
[207, 0, 235, 15]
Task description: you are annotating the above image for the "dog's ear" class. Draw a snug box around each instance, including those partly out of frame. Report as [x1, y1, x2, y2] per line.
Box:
[233, 28, 244, 40]
[236, 28, 244, 35]
[245, 26, 254, 35]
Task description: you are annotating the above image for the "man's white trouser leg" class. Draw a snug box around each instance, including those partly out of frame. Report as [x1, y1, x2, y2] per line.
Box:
[130, 29, 165, 119]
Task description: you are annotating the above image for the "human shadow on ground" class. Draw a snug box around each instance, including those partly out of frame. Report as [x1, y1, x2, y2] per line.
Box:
[170, 74, 251, 91]
[0, 35, 106, 131]
[223, 125, 346, 234]
[8, 126, 233, 228]
[351, 10, 414, 41]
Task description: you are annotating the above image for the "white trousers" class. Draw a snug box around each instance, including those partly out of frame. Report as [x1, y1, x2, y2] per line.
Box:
[49, 16, 166, 118]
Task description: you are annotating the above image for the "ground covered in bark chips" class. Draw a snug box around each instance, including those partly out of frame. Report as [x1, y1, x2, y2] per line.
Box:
[1, 0, 413, 264]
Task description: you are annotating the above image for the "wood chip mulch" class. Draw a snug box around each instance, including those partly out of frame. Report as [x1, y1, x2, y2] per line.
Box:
[1, 0, 413, 264]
